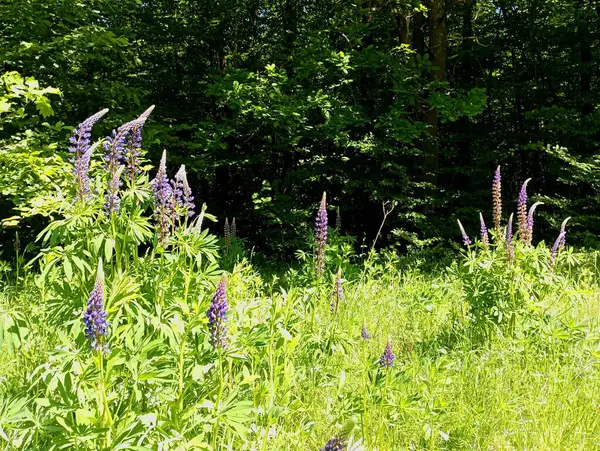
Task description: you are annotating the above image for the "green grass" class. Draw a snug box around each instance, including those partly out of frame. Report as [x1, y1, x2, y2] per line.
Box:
[1, 247, 600, 450]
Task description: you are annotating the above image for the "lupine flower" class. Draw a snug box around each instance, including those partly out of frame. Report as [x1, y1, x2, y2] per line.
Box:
[320, 436, 346, 451]
[207, 275, 228, 349]
[336, 207, 341, 231]
[151, 150, 173, 245]
[361, 323, 372, 340]
[492, 166, 502, 236]
[506, 213, 515, 264]
[517, 178, 531, 242]
[550, 217, 571, 266]
[174, 165, 195, 217]
[231, 217, 236, 238]
[479, 213, 489, 249]
[69, 108, 109, 201]
[525, 201, 543, 245]
[83, 258, 110, 354]
[224, 218, 231, 249]
[331, 269, 343, 313]
[195, 204, 207, 233]
[457, 219, 471, 246]
[315, 192, 328, 278]
[104, 165, 123, 215]
[380, 339, 395, 368]
[124, 106, 155, 183]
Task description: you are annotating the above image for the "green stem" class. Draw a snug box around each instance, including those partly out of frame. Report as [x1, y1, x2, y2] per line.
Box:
[212, 350, 225, 450]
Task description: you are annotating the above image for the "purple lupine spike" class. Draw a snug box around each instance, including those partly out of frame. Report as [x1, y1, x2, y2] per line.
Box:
[69, 108, 109, 201]
[124, 105, 156, 183]
[174, 165, 195, 217]
[506, 213, 515, 264]
[83, 258, 110, 354]
[320, 437, 346, 451]
[525, 201, 543, 245]
[331, 269, 344, 313]
[151, 150, 174, 245]
[104, 165, 123, 215]
[479, 213, 489, 249]
[361, 323, 371, 340]
[457, 219, 471, 246]
[207, 275, 229, 349]
[492, 166, 502, 236]
[231, 217, 236, 238]
[380, 339, 395, 368]
[224, 218, 231, 249]
[550, 217, 571, 266]
[315, 192, 328, 278]
[517, 178, 531, 242]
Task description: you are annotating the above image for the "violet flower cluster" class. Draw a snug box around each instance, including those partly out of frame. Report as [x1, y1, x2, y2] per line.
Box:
[506, 213, 515, 263]
[315, 192, 328, 278]
[151, 150, 173, 245]
[224, 217, 231, 249]
[524, 201, 543, 245]
[492, 165, 502, 235]
[320, 437, 346, 451]
[125, 105, 155, 183]
[516, 178, 531, 243]
[380, 340, 395, 368]
[174, 165, 195, 217]
[82, 259, 110, 354]
[550, 217, 570, 265]
[207, 275, 229, 349]
[69, 108, 109, 201]
[361, 324, 372, 340]
[331, 269, 344, 313]
[457, 219, 471, 247]
[479, 213, 489, 249]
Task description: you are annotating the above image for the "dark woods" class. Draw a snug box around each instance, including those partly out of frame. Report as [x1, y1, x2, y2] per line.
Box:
[1, 0, 600, 255]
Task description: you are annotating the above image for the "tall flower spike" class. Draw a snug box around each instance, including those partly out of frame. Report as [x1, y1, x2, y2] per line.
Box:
[104, 166, 124, 215]
[231, 217, 236, 238]
[320, 437, 346, 451]
[525, 201, 543, 245]
[69, 108, 109, 201]
[224, 217, 231, 249]
[207, 275, 229, 349]
[124, 106, 155, 184]
[331, 269, 344, 313]
[83, 258, 110, 354]
[492, 165, 502, 236]
[336, 207, 341, 231]
[479, 213, 489, 249]
[380, 339, 395, 368]
[457, 219, 471, 246]
[550, 217, 571, 266]
[517, 178, 531, 242]
[151, 150, 173, 245]
[174, 165, 195, 217]
[315, 192, 328, 278]
[506, 213, 515, 264]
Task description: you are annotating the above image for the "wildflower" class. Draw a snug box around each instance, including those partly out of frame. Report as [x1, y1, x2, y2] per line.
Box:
[492, 165, 502, 236]
[69, 108, 109, 201]
[336, 207, 341, 231]
[517, 178, 531, 242]
[231, 217, 236, 238]
[104, 165, 123, 216]
[13, 231, 20, 254]
[82, 258, 110, 354]
[224, 217, 231, 249]
[331, 269, 343, 313]
[361, 323, 372, 340]
[151, 150, 173, 245]
[550, 217, 570, 265]
[174, 165, 195, 217]
[124, 105, 154, 183]
[525, 201, 543, 245]
[506, 213, 514, 264]
[457, 219, 471, 247]
[207, 275, 229, 349]
[315, 192, 328, 278]
[320, 436, 346, 451]
[479, 213, 489, 249]
[380, 339, 395, 368]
